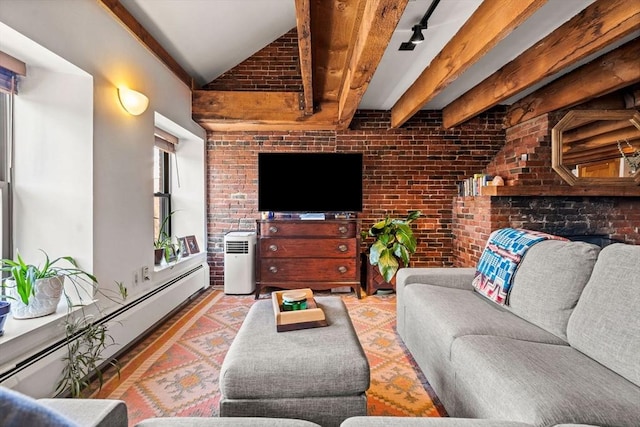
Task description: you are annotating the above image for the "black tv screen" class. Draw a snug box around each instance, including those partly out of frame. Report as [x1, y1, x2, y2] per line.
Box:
[258, 152, 363, 213]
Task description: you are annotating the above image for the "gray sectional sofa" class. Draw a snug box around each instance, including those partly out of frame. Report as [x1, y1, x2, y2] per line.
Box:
[396, 241, 640, 427]
[3, 240, 638, 427]
[0, 385, 592, 427]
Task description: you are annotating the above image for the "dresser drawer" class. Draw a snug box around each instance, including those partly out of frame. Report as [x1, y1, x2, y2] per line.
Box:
[259, 238, 357, 258]
[259, 258, 358, 282]
[258, 221, 357, 238]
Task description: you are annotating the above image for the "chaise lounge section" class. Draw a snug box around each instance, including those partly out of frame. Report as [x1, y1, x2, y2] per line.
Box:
[396, 238, 640, 426]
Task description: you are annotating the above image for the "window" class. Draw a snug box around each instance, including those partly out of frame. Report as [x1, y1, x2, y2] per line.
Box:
[153, 128, 178, 241]
[0, 52, 24, 262]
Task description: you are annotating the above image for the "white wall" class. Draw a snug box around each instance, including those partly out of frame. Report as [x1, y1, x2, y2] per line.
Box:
[0, 0, 207, 395]
[13, 66, 94, 274]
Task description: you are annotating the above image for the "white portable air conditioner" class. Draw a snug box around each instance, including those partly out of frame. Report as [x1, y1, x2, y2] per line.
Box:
[224, 231, 256, 294]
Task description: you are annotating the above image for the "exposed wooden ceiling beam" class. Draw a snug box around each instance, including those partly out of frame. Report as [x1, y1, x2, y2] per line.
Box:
[443, 0, 640, 129]
[98, 0, 194, 88]
[503, 39, 640, 128]
[390, 0, 547, 129]
[192, 90, 338, 131]
[295, 0, 314, 115]
[337, 0, 408, 129]
[311, 0, 366, 104]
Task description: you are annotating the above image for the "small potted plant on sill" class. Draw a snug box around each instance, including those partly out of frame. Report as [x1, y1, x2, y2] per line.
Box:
[362, 210, 421, 292]
[154, 211, 177, 265]
[0, 251, 97, 319]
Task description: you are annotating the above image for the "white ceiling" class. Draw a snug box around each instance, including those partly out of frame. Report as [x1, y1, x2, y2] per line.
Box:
[121, 0, 597, 111]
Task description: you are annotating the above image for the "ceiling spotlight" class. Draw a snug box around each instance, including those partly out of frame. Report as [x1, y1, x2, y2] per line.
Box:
[410, 25, 425, 44]
[399, 0, 441, 51]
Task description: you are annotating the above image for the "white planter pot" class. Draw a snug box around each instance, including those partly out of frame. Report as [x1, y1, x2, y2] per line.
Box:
[5, 275, 65, 319]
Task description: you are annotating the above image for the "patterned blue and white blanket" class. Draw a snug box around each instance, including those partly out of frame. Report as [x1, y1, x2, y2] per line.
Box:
[472, 228, 566, 305]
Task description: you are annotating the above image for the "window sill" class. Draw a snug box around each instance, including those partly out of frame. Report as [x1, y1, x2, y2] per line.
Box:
[0, 299, 98, 373]
[153, 251, 206, 273]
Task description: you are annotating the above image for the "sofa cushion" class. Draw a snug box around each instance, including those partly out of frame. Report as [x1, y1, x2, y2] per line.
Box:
[472, 228, 566, 305]
[403, 284, 567, 360]
[567, 243, 640, 387]
[451, 335, 640, 426]
[508, 240, 600, 341]
[341, 417, 535, 427]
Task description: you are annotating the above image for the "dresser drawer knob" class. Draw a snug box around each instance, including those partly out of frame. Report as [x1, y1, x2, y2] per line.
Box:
[338, 266, 347, 274]
[269, 266, 278, 273]
[269, 244, 278, 252]
[338, 244, 348, 252]
[338, 226, 348, 234]
[269, 226, 278, 233]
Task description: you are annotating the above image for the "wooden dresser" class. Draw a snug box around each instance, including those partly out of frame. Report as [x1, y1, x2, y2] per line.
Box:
[255, 219, 361, 299]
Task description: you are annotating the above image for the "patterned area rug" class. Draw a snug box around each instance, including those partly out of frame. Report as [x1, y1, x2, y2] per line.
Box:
[91, 288, 445, 425]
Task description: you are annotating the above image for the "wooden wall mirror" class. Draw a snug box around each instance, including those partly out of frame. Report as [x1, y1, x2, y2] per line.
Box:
[552, 110, 640, 186]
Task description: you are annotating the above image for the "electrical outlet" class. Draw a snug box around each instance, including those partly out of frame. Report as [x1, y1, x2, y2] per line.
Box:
[132, 270, 139, 286]
[141, 266, 151, 281]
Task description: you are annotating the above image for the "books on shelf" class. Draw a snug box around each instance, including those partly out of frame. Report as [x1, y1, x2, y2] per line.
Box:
[458, 173, 493, 196]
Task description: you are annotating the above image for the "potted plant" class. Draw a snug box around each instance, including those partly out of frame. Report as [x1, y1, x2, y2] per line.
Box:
[154, 211, 177, 265]
[362, 210, 421, 289]
[1, 251, 97, 319]
[0, 300, 9, 336]
[56, 279, 127, 397]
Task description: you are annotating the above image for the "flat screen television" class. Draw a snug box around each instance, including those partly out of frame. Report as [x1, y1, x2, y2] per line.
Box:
[258, 152, 363, 213]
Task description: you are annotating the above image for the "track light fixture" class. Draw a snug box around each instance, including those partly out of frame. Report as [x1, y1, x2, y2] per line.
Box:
[399, 0, 441, 51]
[410, 25, 425, 44]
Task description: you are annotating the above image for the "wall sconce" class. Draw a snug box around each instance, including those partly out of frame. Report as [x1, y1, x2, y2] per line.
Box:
[118, 87, 149, 116]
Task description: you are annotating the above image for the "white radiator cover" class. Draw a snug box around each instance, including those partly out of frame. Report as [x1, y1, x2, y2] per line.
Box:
[0, 262, 208, 397]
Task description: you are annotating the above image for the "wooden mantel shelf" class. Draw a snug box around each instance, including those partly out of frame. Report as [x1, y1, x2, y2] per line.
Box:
[480, 185, 640, 197]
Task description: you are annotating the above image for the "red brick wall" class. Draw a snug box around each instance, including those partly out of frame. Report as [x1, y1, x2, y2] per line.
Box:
[202, 29, 302, 92]
[485, 113, 565, 187]
[203, 29, 639, 282]
[452, 113, 640, 267]
[206, 110, 506, 286]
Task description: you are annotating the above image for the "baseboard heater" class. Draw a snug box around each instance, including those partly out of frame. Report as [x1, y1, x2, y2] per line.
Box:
[0, 264, 204, 385]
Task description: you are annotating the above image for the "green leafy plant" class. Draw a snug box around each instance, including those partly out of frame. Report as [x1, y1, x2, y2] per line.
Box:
[154, 210, 177, 263]
[56, 280, 127, 397]
[1, 250, 96, 305]
[362, 210, 421, 283]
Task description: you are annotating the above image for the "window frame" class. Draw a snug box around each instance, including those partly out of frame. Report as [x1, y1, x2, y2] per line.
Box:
[154, 146, 172, 239]
[0, 85, 14, 263]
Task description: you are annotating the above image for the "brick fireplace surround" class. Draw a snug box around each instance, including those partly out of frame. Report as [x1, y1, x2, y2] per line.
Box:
[452, 113, 640, 267]
[203, 30, 639, 287]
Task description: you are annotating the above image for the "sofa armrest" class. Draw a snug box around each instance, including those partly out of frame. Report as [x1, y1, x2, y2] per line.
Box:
[39, 398, 128, 427]
[396, 267, 476, 293]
